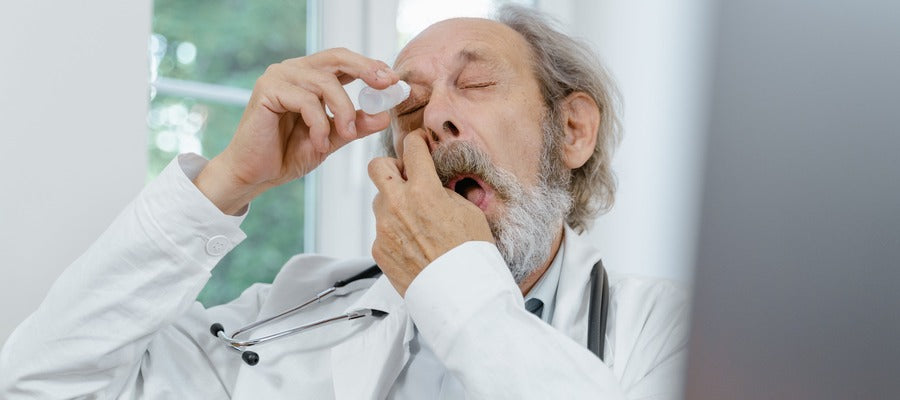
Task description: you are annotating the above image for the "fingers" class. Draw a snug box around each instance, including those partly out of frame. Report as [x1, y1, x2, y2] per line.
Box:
[401, 129, 441, 184]
[258, 48, 397, 153]
[254, 81, 372, 154]
[353, 110, 392, 138]
[308, 71, 358, 141]
[321, 110, 391, 154]
[289, 47, 398, 90]
[255, 80, 331, 151]
[265, 65, 357, 148]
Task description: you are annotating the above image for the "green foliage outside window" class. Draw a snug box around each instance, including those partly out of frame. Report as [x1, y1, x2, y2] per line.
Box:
[149, 0, 309, 307]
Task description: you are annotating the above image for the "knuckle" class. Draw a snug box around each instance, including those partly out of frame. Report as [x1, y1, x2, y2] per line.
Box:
[371, 244, 384, 263]
[328, 99, 353, 117]
[374, 220, 392, 237]
[324, 47, 349, 62]
[290, 55, 309, 68]
[263, 63, 279, 75]
[254, 73, 275, 91]
[371, 193, 382, 208]
[402, 131, 417, 145]
[311, 70, 333, 86]
[298, 90, 319, 105]
[368, 158, 383, 175]
[306, 116, 328, 133]
[313, 115, 330, 130]
[386, 197, 404, 214]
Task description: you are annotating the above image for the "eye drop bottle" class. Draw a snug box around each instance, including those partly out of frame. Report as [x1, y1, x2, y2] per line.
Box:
[358, 81, 411, 114]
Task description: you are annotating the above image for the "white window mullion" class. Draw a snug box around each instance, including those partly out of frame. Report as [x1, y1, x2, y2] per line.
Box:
[314, 0, 400, 259]
[152, 77, 251, 107]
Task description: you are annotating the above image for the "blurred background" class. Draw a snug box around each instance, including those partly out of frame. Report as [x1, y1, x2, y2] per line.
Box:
[0, 0, 709, 341]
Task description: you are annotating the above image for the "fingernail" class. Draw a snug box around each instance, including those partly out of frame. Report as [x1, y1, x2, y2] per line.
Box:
[376, 69, 390, 80]
[348, 121, 358, 137]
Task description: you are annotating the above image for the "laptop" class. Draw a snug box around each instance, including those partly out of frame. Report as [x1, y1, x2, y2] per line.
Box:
[684, 0, 900, 398]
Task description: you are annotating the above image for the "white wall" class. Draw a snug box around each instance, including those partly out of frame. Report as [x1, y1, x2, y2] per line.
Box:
[540, 0, 713, 282]
[0, 1, 151, 343]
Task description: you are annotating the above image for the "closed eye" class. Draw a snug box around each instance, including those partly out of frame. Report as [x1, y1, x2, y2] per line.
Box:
[462, 81, 496, 89]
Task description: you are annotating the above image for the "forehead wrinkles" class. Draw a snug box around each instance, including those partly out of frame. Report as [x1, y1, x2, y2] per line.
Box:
[395, 39, 515, 85]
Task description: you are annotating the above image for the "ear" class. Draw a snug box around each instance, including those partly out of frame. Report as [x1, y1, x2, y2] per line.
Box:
[559, 92, 600, 169]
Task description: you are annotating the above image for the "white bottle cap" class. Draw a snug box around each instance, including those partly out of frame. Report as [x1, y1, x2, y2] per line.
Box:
[359, 81, 411, 115]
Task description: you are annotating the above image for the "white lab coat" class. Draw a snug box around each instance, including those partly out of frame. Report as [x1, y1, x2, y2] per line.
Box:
[0, 154, 689, 399]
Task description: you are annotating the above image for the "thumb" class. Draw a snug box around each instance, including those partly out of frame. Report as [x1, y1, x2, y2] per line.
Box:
[354, 110, 391, 137]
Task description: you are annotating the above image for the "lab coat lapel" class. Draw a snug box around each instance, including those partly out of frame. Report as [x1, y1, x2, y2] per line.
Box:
[552, 225, 603, 346]
[331, 275, 413, 400]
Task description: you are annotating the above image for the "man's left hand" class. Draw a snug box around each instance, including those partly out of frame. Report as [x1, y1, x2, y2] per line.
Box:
[368, 130, 494, 296]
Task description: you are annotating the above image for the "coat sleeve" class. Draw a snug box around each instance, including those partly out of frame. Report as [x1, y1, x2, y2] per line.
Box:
[0, 154, 255, 399]
[403, 242, 689, 400]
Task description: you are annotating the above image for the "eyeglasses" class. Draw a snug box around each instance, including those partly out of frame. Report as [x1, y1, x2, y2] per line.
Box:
[209, 265, 387, 365]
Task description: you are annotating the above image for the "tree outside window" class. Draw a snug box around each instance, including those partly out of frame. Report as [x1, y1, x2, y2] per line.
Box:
[149, 0, 310, 306]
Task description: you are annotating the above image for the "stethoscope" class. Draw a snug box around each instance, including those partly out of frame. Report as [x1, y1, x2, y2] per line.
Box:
[211, 261, 609, 366]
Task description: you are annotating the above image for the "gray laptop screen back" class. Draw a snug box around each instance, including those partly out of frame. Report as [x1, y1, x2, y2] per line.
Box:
[685, 0, 900, 399]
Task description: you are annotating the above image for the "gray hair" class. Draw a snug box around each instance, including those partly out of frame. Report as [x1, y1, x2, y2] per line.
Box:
[382, 4, 622, 233]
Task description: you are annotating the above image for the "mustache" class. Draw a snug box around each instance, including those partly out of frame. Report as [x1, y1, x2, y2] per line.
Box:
[431, 141, 520, 201]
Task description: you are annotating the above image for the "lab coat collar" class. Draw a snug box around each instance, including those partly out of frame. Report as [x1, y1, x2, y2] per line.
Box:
[551, 225, 604, 346]
[331, 275, 414, 400]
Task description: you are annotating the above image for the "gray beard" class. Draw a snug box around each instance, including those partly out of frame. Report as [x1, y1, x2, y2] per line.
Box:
[432, 140, 572, 284]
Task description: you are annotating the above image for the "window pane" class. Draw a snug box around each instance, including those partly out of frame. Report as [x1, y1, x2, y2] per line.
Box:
[150, 0, 309, 307]
[151, 0, 308, 89]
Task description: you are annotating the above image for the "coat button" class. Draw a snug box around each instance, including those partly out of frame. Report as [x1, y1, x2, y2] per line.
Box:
[206, 235, 231, 256]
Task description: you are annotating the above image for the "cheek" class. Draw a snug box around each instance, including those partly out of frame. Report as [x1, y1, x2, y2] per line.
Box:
[395, 114, 423, 133]
[391, 114, 424, 154]
[492, 105, 546, 182]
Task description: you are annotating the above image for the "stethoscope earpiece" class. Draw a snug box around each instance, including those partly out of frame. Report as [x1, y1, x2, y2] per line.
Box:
[241, 351, 260, 366]
[210, 323, 224, 338]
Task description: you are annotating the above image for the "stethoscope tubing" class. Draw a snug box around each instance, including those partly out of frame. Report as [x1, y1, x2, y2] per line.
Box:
[210, 261, 608, 365]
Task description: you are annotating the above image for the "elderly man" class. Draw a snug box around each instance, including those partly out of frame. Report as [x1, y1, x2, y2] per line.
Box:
[0, 6, 687, 399]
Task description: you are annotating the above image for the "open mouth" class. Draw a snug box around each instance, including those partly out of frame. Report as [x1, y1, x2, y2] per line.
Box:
[446, 175, 494, 210]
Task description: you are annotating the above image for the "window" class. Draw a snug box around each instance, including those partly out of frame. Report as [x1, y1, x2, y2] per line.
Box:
[396, 0, 534, 46]
[149, 0, 312, 306]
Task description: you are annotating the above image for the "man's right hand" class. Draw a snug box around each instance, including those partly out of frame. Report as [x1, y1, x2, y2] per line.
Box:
[193, 48, 399, 215]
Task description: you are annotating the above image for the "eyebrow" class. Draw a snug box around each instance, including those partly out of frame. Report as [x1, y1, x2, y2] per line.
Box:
[397, 46, 508, 84]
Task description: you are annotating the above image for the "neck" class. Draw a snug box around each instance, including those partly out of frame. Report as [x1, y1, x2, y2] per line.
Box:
[518, 225, 565, 295]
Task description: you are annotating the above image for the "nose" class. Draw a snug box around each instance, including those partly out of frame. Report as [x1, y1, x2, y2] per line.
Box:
[422, 92, 468, 150]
